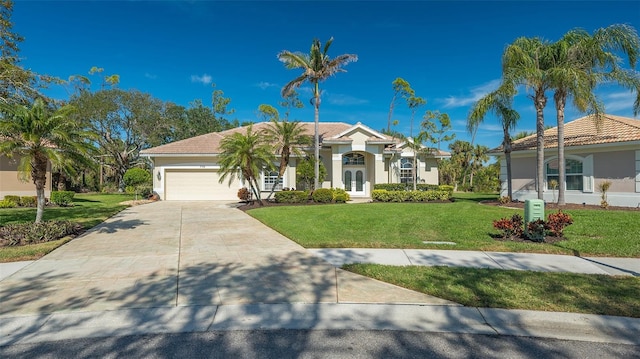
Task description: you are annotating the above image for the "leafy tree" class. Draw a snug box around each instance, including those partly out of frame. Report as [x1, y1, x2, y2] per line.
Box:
[448, 140, 474, 190]
[211, 83, 236, 126]
[469, 144, 489, 189]
[468, 88, 519, 199]
[407, 95, 426, 138]
[549, 24, 640, 205]
[0, 98, 94, 222]
[218, 125, 276, 205]
[296, 156, 327, 191]
[421, 110, 455, 150]
[278, 37, 357, 190]
[473, 161, 501, 193]
[71, 88, 165, 191]
[0, 0, 42, 105]
[387, 78, 414, 133]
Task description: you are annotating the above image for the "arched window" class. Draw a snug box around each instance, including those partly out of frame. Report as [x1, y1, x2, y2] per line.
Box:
[400, 158, 413, 184]
[546, 158, 583, 191]
[343, 153, 365, 165]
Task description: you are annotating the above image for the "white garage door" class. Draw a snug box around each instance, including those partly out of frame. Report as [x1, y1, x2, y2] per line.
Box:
[164, 170, 239, 201]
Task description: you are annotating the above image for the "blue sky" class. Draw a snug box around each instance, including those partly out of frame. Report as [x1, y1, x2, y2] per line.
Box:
[13, 0, 640, 150]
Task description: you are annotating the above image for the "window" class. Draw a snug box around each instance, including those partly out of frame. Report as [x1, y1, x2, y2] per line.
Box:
[263, 170, 283, 191]
[400, 158, 413, 184]
[343, 153, 365, 165]
[546, 158, 583, 191]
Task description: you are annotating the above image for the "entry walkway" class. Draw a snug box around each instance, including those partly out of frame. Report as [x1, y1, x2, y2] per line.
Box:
[1, 201, 639, 347]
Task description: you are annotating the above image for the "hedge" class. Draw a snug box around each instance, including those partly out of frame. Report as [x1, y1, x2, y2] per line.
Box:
[274, 190, 309, 203]
[372, 189, 451, 202]
[51, 191, 75, 206]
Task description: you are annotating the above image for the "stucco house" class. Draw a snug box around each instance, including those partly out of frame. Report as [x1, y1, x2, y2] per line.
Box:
[0, 154, 52, 199]
[492, 114, 640, 207]
[140, 121, 450, 201]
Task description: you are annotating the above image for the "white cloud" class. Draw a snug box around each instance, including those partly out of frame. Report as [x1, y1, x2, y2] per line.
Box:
[144, 72, 157, 80]
[327, 93, 369, 106]
[190, 73, 212, 85]
[256, 81, 278, 90]
[441, 79, 501, 108]
[601, 91, 637, 114]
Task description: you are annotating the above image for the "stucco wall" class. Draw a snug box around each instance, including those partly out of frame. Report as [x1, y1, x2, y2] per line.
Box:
[0, 155, 52, 199]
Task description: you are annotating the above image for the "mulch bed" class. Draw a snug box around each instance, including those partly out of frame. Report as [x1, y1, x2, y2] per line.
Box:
[480, 200, 640, 212]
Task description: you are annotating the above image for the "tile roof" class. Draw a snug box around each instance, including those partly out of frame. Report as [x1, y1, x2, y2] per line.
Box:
[499, 114, 640, 152]
[141, 122, 375, 155]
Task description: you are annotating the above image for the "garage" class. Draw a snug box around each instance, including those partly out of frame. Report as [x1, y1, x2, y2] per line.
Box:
[164, 169, 239, 201]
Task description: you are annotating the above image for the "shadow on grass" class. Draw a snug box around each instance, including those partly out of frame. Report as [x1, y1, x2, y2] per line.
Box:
[1, 202, 638, 357]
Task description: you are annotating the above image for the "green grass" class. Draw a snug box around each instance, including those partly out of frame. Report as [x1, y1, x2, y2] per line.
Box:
[248, 194, 640, 257]
[344, 264, 640, 317]
[0, 193, 134, 262]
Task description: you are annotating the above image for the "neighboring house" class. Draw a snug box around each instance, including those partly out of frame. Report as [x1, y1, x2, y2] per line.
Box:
[491, 114, 640, 207]
[140, 121, 450, 201]
[0, 154, 52, 199]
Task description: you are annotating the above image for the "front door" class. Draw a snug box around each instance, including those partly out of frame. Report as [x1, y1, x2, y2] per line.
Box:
[344, 168, 365, 196]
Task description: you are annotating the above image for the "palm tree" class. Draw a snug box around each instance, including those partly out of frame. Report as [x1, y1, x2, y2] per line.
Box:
[469, 144, 490, 189]
[278, 37, 357, 190]
[549, 24, 640, 205]
[263, 118, 311, 199]
[0, 98, 95, 222]
[218, 125, 276, 206]
[468, 86, 520, 200]
[502, 37, 554, 199]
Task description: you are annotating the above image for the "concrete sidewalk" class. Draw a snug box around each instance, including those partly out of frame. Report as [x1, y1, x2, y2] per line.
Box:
[1, 201, 639, 347]
[308, 249, 640, 276]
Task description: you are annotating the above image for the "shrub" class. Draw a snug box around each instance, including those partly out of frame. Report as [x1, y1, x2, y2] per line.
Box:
[4, 195, 20, 205]
[372, 189, 451, 202]
[493, 213, 524, 239]
[498, 196, 511, 204]
[274, 190, 308, 203]
[373, 183, 441, 192]
[312, 188, 334, 203]
[546, 210, 573, 237]
[123, 167, 152, 187]
[20, 196, 37, 207]
[332, 188, 350, 203]
[598, 180, 612, 209]
[526, 219, 547, 242]
[0, 220, 82, 246]
[437, 185, 454, 194]
[0, 199, 17, 208]
[50, 191, 75, 206]
[237, 187, 251, 201]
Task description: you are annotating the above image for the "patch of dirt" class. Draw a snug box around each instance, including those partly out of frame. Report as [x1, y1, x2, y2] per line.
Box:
[237, 200, 336, 212]
[119, 199, 157, 206]
[490, 234, 567, 245]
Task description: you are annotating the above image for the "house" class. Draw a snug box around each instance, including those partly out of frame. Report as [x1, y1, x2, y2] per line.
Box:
[491, 114, 640, 207]
[0, 154, 52, 199]
[140, 121, 450, 201]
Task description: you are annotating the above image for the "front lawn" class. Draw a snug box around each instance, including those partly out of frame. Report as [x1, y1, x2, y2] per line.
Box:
[344, 264, 640, 317]
[0, 193, 134, 262]
[248, 194, 640, 257]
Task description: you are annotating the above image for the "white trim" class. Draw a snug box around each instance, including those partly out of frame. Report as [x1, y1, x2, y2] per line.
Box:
[333, 122, 387, 140]
[635, 150, 640, 193]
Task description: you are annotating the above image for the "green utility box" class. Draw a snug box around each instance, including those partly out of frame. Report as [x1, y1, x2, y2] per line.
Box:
[524, 199, 545, 222]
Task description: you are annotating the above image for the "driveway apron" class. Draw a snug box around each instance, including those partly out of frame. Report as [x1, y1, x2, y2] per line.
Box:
[0, 202, 452, 316]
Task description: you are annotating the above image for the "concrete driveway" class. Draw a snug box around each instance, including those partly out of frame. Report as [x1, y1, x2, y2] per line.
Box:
[0, 201, 453, 316]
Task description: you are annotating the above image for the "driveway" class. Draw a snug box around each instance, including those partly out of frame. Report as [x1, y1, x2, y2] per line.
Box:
[0, 201, 453, 316]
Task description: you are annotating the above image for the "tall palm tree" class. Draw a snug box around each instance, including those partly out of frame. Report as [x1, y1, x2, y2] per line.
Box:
[468, 86, 520, 199]
[278, 37, 357, 190]
[263, 118, 311, 199]
[549, 24, 640, 205]
[218, 125, 276, 206]
[502, 37, 554, 199]
[0, 98, 95, 222]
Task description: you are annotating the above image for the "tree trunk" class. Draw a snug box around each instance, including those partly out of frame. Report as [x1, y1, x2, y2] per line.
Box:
[503, 128, 513, 200]
[313, 87, 320, 191]
[534, 90, 547, 200]
[32, 152, 48, 223]
[413, 152, 417, 191]
[555, 91, 566, 206]
[266, 150, 289, 200]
